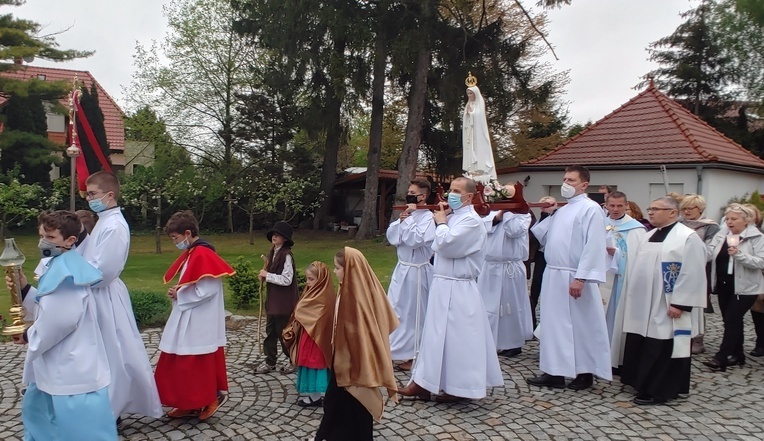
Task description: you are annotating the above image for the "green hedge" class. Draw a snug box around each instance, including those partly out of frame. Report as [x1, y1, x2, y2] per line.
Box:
[130, 290, 172, 328]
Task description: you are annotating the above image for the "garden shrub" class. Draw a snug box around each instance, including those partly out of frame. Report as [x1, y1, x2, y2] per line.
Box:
[228, 257, 260, 309]
[130, 290, 171, 328]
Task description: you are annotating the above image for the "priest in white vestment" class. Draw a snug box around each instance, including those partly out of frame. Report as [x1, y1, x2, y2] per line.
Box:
[478, 208, 533, 355]
[527, 165, 612, 390]
[619, 196, 706, 405]
[601, 191, 646, 367]
[80, 172, 162, 418]
[387, 179, 435, 369]
[399, 177, 503, 403]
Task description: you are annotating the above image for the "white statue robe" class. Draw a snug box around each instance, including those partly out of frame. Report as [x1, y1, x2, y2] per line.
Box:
[386, 209, 435, 361]
[78, 207, 163, 418]
[619, 222, 707, 359]
[462, 86, 496, 184]
[410, 205, 503, 398]
[478, 211, 534, 350]
[601, 215, 646, 354]
[531, 194, 612, 380]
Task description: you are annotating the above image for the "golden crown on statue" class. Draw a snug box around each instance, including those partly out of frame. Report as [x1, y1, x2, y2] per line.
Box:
[465, 71, 478, 87]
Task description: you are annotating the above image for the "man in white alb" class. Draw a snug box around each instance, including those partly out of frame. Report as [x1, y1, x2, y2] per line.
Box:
[386, 179, 435, 371]
[527, 165, 612, 390]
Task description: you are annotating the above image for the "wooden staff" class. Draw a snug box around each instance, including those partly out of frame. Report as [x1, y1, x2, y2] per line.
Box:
[258, 253, 268, 354]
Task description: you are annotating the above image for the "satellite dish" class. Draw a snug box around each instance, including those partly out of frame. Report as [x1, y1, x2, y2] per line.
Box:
[23, 55, 34, 63]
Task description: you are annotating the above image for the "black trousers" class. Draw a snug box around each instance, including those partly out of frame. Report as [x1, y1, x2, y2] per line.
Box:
[751, 310, 764, 349]
[715, 292, 757, 362]
[264, 314, 290, 366]
[529, 253, 546, 329]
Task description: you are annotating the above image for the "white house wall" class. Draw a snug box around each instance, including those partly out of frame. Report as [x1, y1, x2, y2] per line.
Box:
[701, 169, 764, 220]
[498, 167, 764, 223]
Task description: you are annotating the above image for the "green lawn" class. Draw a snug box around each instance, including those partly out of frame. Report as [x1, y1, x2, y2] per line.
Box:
[0, 231, 397, 320]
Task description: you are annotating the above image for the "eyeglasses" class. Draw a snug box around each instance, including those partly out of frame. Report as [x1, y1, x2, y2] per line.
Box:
[646, 207, 673, 213]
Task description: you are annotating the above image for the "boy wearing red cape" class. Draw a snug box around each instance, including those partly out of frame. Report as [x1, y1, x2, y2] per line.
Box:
[155, 211, 235, 420]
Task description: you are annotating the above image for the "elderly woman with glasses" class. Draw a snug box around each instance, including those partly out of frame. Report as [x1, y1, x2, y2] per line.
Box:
[679, 194, 720, 354]
[703, 203, 764, 371]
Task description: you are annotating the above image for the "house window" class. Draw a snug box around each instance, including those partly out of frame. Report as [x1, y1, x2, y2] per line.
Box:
[37, 74, 46, 80]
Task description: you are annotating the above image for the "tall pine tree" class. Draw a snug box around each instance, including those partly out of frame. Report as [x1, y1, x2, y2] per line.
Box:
[0, 94, 59, 182]
[0, 0, 92, 183]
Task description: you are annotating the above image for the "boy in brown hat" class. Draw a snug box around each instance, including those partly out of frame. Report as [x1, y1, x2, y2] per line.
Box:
[256, 221, 299, 373]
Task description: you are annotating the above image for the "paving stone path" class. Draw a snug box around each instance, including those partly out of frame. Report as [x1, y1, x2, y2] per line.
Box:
[1, 296, 763, 440]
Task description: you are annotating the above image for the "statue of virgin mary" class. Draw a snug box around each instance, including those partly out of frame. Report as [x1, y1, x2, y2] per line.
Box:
[462, 73, 497, 184]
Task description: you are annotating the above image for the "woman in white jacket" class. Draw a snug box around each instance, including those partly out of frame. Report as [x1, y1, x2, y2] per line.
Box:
[704, 204, 764, 371]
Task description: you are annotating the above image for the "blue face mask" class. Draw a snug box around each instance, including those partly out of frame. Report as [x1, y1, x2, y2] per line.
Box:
[447, 192, 464, 210]
[175, 237, 190, 250]
[88, 194, 109, 213]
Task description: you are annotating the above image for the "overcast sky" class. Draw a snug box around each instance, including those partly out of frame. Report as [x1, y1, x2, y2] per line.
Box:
[16, 0, 691, 125]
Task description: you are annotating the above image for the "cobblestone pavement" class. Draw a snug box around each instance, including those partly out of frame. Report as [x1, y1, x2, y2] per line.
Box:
[1, 296, 763, 440]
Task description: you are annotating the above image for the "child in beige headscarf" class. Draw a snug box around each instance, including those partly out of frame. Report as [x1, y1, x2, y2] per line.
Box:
[314, 247, 399, 441]
[282, 262, 335, 407]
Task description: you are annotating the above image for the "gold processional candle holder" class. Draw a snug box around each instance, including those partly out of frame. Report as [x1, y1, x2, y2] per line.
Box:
[1, 238, 28, 336]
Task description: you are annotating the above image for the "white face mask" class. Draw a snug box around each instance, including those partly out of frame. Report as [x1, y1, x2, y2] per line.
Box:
[561, 182, 576, 199]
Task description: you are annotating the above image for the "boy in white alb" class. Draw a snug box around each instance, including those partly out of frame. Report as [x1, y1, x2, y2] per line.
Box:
[12, 211, 117, 440]
[78, 171, 162, 419]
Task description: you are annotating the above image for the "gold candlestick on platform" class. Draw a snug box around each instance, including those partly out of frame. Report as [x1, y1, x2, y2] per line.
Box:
[1, 238, 28, 336]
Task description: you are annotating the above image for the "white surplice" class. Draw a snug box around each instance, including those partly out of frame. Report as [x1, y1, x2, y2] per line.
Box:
[23, 276, 110, 397]
[531, 194, 612, 380]
[619, 223, 707, 357]
[386, 209, 435, 361]
[410, 205, 503, 399]
[79, 207, 162, 418]
[159, 274, 227, 355]
[478, 211, 533, 350]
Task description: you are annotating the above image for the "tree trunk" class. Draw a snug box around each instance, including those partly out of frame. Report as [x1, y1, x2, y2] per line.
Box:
[356, 26, 388, 241]
[155, 188, 162, 255]
[249, 211, 255, 245]
[391, 0, 435, 227]
[312, 40, 347, 230]
[393, 48, 431, 222]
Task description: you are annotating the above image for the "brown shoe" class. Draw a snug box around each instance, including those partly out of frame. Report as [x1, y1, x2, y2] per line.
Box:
[396, 360, 413, 371]
[691, 336, 705, 355]
[397, 382, 431, 401]
[167, 408, 199, 418]
[198, 394, 225, 421]
[434, 393, 466, 403]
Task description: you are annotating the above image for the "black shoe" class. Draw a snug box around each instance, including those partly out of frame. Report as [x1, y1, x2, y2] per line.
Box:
[703, 357, 727, 372]
[567, 373, 593, 391]
[297, 396, 323, 407]
[611, 367, 620, 377]
[750, 347, 764, 357]
[526, 373, 565, 389]
[726, 355, 746, 366]
[632, 393, 666, 406]
[498, 348, 522, 358]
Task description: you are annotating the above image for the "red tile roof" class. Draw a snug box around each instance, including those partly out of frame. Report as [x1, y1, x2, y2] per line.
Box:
[0, 65, 125, 153]
[522, 83, 764, 170]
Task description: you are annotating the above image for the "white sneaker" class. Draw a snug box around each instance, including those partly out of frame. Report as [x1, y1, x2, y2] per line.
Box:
[255, 363, 276, 374]
[279, 363, 295, 374]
